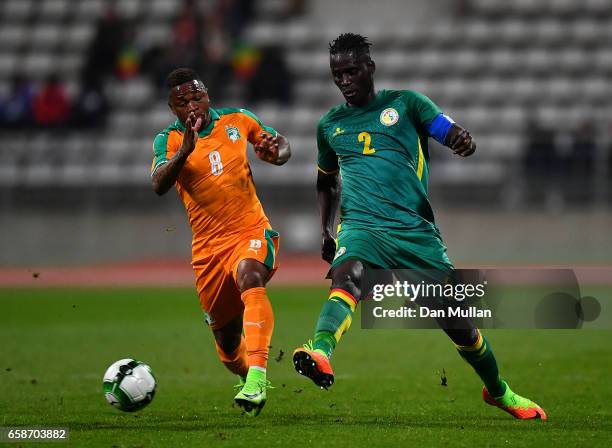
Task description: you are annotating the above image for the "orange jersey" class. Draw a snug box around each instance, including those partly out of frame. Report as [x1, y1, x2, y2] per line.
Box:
[152, 108, 277, 261]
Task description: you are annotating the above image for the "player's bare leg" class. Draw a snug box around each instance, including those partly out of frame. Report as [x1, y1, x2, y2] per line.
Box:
[233, 259, 275, 416]
[293, 260, 363, 389]
[213, 314, 249, 380]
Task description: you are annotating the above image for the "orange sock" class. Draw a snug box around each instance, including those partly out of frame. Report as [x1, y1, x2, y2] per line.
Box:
[215, 337, 248, 378]
[241, 287, 275, 369]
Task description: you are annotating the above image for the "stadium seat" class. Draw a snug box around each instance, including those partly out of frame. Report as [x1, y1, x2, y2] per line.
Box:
[74, 0, 104, 21]
[139, 23, 172, 47]
[0, 25, 28, 50]
[509, 77, 540, 105]
[558, 48, 591, 75]
[580, 77, 609, 105]
[523, 48, 556, 76]
[148, 105, 174, 132]
[149, 0, 178, 19]
[543, 77, 574, 105]
[39, 0, 70, 21]
[512, 0, 547, 17]
[0, 53, 18, 78]
[63, 23, 95, 52]
[498, 19, 532, 48]
[547, 0, 578, 18]
[106, 79, 154, 109]
[22, 53, 55, 78]
[586, 0, 611, 16]
[2, 0, 34, 21]
[30, 23, 63, 50]
[116, 0, 143, 20]
[535, 20, 566, 47]
[461, 20, 496, 49]
[594, 48, 612, 75]
[56, 53, 85, 78]
[287, 52, 329, 78]
[570, 19, 604, 47]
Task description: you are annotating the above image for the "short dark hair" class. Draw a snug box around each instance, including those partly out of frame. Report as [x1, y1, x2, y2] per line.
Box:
[329, 33, 372, 58]
[165, 68, 203, 90]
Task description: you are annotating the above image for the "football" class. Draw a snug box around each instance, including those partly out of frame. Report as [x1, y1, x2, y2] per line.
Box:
[103, 359, 156, 412]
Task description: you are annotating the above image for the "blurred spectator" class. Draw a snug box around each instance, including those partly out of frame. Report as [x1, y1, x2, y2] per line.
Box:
[565, 122, 597, 205]
[142, 0, 234, 99]
[199, 15, 233, 101]
[0, 73, 34, 129]
[169, 0, 202, 70]
[217, 0, 255, 40]
[115, 27, 142, 81]
[246, 45, 293, 105]
[523, 117, 559, 206]
[454, 0, 471, 17]
[33, 75, 71, 129]
[284, 0, 307, 18]
[231, 44, 261, 81]
[141, 43, 172, 94]
[81, 0, 126, 86]
[71, 81, 109, 129]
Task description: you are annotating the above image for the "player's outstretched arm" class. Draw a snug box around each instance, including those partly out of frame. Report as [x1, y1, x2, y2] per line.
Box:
[152, 113, 202, 195]
[445, 124, 476, 157]
[254, 132, 291, 165]
[317, 170, 340, 263]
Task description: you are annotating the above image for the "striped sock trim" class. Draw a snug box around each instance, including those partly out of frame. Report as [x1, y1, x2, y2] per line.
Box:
[329, 288, 358, 312]
[333, 315, 353, 343]
[456, 330, 485, 355]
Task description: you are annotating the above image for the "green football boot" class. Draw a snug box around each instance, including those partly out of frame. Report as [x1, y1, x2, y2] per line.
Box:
[483, 381, 547, 420]
[233, 376, 246, 392]
[234, 368, 272, 417]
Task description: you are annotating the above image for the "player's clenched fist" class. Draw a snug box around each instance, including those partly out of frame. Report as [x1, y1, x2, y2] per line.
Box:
[449, 127, 476, 157]
[254, 132, 280, 163]
[321, 234, 336, 264]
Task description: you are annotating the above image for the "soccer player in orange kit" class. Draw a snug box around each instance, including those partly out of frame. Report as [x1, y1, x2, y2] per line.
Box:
[151, 68, 290, 416]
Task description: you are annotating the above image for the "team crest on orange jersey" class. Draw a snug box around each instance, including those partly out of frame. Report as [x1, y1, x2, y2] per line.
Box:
[225, 125, 241, 143]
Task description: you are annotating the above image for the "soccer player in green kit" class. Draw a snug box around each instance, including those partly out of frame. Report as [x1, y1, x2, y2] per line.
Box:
[293, 33, 547, 420]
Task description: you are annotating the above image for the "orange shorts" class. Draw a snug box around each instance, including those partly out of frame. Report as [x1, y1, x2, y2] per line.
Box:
[192, 228, 279, 330]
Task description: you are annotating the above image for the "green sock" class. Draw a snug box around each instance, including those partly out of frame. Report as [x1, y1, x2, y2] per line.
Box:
[312, 290, 356, 358]
[313, 331, 337, 358]
[456, 332, 506, 398]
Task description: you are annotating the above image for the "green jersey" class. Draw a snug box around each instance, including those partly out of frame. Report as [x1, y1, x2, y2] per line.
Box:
[317, 89, 442, 232]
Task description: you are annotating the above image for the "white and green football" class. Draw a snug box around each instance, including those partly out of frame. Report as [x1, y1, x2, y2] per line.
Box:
[103, 359, 156, 412]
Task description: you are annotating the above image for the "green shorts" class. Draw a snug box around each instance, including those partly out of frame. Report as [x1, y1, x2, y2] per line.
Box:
[331, 224, 454, 273]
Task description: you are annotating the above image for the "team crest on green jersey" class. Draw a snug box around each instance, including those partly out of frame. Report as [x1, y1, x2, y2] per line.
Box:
[380, 108, 399, 126]
[225, 125, 241, 142]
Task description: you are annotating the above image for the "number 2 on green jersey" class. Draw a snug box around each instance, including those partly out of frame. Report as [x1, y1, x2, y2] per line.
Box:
[358, 132, 375, 155]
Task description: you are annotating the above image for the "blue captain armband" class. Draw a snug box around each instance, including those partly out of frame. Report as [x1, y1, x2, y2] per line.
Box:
[428, 113, 455, 145]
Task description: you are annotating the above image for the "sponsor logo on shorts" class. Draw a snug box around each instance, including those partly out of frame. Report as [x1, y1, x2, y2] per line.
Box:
[380, 108, 399, 126]
[248, 239, 262, 254]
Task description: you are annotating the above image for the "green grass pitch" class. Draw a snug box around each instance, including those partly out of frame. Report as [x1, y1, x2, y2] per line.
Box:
[1, 287, 611, 447]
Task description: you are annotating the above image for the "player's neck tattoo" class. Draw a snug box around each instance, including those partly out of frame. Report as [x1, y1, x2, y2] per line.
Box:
[174, 80, 206, 96]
